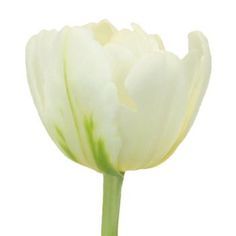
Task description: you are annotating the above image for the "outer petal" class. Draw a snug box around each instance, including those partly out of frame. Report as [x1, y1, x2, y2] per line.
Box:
[63, 27, 122, 174]
[26, 29, 93, 168]
[117, 52, 190, 171]
[146, 31, 211, 168]
[26, 27, 122, 174]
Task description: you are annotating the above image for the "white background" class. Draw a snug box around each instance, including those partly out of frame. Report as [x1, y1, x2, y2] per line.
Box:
[0, 0, 235, 235]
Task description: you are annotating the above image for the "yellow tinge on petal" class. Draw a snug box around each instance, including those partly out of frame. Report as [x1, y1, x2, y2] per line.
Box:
[84, 20, 117, 45]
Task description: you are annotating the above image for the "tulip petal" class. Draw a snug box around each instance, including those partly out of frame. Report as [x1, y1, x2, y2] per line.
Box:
[63, 27, 122, 172]
[26, 29, 95, 167]
[26, 30, 90, 165]
[84, 20, 117, 45]
[104, 43, 137, 109]
[110, 25, 162, 57]
[117, 52, 189, 171]
[131, 23, 165, 50]
[146, 31, 211, 167]
[26, 28, 122, 172]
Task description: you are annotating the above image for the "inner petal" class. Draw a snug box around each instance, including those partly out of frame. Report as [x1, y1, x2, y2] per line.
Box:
[84, 20, 117, 45]
[104, 43, 137, 110]
[109, 24, 162, 57]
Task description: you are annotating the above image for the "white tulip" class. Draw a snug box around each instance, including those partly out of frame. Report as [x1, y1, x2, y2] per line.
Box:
[26, 20, 211, 236]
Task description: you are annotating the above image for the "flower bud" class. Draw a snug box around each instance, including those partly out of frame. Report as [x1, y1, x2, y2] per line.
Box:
[26, 20, 211, 175]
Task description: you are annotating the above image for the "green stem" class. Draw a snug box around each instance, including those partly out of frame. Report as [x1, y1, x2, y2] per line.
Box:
[101, 173, 124, 236]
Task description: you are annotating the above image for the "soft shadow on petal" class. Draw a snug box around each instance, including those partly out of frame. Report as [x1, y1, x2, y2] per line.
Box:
[104, 43, 137, 109]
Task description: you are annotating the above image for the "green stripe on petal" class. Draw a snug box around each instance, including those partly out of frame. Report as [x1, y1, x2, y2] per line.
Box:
[55, 125, 67, 142]
[54, 125, 78, 163]
[84, 116, 122, 177]
[58, 140, 78, 163]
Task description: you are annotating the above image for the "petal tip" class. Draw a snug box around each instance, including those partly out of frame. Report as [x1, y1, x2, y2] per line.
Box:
[188, 31, 210, 56]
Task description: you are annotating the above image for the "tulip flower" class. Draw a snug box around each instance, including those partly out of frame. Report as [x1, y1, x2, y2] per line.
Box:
[26, 20, 211, 236]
